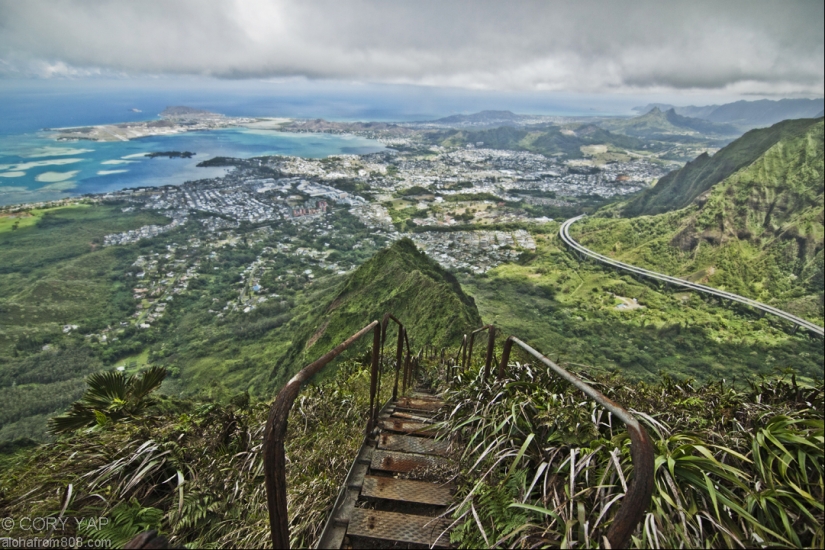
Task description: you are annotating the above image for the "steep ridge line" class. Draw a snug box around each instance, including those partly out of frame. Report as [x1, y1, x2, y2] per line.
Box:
[560, 215, 824, 337]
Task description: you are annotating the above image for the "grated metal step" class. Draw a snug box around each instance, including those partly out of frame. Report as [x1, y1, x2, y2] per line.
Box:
[379, 419, 439, 437]
[409, 392, 444, 401]
[370, 449, 452, 474]
[395, 397, 444, 412]
[378, 433, 450, 456]
[361, 475, 454, 506]
[391, 410, 436, 423]
[347, 508, 451, 548]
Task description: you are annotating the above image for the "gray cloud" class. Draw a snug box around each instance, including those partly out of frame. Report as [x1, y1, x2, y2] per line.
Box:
[0, 0, 821, 95]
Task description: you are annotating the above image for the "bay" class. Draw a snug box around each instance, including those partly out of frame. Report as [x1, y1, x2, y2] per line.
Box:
[0, 128, 385, 207]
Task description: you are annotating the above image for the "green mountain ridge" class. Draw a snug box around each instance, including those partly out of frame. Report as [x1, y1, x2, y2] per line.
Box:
[578, 119, 824, 323]
[623, 117, 824, 217]
[272, 238, 482, 381]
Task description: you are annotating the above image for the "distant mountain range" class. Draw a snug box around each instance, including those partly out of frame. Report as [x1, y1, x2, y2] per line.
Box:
[598, 107, 740, 139]
[631, 98, 824, 130]
[431, 110, 522, 125]
[423, 123, 645, 159]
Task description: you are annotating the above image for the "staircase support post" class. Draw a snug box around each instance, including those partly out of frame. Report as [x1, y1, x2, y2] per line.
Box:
[483, 325, 496, 380]
[460, 335, 468, 371]
[367, 324, 382, 434]
[498, 336, 514, 379]
[392, 327, 404, 400]
[466, 335, 476, 371]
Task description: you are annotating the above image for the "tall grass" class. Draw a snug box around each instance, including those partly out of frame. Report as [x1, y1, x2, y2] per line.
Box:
[438, 358, 823, 548]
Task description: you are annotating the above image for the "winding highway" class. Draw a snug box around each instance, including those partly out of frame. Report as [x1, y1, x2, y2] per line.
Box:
[560, 215, 824, 337]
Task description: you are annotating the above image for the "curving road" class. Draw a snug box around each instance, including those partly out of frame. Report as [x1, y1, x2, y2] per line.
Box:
[560, 215, 824, 337]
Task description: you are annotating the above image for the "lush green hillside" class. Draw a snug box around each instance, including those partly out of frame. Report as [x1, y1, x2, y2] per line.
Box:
[623, 117, 823, 216]
[599, 107, 739, 139]
[442, 361, 824, 549]
[273, 238, 482, 382]
[576, 119, 824, 324]
[0, 203, 390, 442]
[2, 347, 820, 548]
[460, 224, 823, 383]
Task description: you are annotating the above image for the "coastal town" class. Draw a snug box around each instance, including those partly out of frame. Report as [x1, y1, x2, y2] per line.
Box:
[93, 142, 671, 274]
[14, 134, 673, 263]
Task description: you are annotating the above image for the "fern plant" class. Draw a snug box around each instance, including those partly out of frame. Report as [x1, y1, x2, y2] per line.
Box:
[77, 498, 163, 547]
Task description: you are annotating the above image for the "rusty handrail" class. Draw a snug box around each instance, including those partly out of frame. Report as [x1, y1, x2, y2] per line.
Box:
[263, 321, 380, 549]
[381, 313, 412, 403]
[463, 324, 496, 378]
[498, 336, 654, 549]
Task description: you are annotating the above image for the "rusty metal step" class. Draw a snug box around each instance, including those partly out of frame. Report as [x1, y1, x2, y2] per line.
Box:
[379, 419, 439, 437]
[378, 433, 450, 456]
[370, 449, 452, 474]
[409, 392, 443, 401]
[361, 475, 454, 506]
[391, 411, 436, 423]
[396, 397, 444, 412]
[347, 508, 451, 548]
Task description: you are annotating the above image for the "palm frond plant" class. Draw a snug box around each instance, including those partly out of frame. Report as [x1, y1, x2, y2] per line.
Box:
[49, 366, 167, 433]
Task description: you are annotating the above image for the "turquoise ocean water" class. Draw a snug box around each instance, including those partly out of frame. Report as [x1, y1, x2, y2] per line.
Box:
[0, 128, 384, 207]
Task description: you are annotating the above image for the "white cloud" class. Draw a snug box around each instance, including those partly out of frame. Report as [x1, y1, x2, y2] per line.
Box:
[0, 0, 821, 95]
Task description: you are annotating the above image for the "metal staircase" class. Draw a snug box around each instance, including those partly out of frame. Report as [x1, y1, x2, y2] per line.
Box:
[262, 313, 655, 549]
[317, 389, 454, 548]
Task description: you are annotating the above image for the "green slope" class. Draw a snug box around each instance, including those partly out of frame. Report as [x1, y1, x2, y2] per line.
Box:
[577, 119, 824, 324]
[623, 117, 823, 216]
[272, 238, 482, 382]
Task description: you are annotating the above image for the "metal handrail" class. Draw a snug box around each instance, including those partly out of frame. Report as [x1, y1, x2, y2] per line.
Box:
[381, 313, 412, 403]
[462, 324, 496, 378]
[561, 215, 824, 337]
[263, 314, 410, 548]
[497, 335, 655, 549]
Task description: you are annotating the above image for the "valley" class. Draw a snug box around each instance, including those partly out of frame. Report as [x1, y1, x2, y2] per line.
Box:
[1, 113, 822, 445]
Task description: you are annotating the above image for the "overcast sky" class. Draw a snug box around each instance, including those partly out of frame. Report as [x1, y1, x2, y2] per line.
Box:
[0, 0, 822, 98]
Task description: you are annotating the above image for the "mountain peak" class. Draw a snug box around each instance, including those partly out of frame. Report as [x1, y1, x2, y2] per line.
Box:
[271, 238, 482, 382]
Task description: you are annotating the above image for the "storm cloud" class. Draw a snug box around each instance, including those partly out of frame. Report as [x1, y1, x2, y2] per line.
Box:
[0, 0, 822, 95]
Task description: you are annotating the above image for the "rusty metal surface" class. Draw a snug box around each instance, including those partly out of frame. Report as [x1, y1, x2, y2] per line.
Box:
[361, 476, 454, 506]
[391, 411, 436, 423]
[378, 433, 450, 456]
[371, 449, 452, 473]
[264, 320, 380, 549]
[379, 419, 439, 436]
[409, 392, 442, 401]
[396, 397, 443, 411]
[347, 508, 451, 547]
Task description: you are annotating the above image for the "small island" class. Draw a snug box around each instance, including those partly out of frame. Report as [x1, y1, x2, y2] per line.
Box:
[145, 151, 196, 159]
